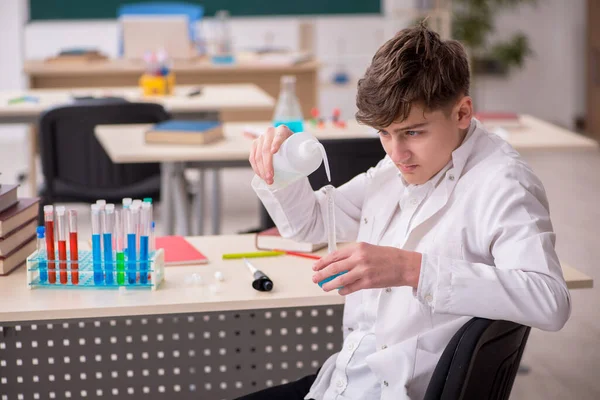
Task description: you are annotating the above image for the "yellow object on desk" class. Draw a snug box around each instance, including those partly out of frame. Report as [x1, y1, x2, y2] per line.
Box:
[139, 73, 176, 96]
[222, 250, 285, 260]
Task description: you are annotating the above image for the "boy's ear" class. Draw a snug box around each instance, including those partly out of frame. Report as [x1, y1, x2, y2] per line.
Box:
[455, 96, 473, 129]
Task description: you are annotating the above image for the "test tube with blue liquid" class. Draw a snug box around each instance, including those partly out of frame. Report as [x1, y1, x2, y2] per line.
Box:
[91, 204, 103, 284]
[143, 198, 154, 252]
[122, 198, 132, 253]
[139, 202, 151, 284]
[36, 226, 47, 283]
[103, 204, 115, 284]
[126, 206, 138, 284]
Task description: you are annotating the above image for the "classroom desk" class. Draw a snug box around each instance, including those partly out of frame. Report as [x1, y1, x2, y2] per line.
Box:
[95, 114, 598, 236]
[0, 235, 342, 399]
[24, 58, 319, 121]
[0, 234, 592, 399]
[0, 84, 274, 195]
[0, 234, 592, 322]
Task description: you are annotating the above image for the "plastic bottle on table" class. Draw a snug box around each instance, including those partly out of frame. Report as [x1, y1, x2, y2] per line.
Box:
[261, 132, 331, 191]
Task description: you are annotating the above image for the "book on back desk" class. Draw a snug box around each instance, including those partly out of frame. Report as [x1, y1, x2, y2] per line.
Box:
[0, 198, 40, 237]
[0, 184, 18, 214]
[145, 120, 224, 145]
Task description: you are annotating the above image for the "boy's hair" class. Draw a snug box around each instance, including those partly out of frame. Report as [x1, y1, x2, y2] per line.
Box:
[356, 23, 470, 128]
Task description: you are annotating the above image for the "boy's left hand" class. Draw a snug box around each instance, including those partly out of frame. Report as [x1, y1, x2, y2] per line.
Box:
[312, 242, 422, 296]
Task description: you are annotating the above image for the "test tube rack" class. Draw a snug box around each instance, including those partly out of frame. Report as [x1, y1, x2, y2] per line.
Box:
[26, 249, 165, 290]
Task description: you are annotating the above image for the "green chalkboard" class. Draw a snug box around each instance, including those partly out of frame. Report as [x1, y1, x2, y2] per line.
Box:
[29, 0, 381, 20]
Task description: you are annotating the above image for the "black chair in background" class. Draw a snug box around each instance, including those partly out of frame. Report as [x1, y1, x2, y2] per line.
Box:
[258, 137, 386, 230]
[424, 318, 531, 400]
[38, 100, 170, 222]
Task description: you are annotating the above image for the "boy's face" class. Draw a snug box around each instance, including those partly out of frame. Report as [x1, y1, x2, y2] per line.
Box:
[376, 97, 473, 185]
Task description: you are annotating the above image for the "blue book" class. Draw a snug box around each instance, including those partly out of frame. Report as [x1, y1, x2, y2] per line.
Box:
[145, 120, 224, 145]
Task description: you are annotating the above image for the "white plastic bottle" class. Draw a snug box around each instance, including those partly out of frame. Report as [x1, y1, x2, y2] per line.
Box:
[263, 132, 331, 191]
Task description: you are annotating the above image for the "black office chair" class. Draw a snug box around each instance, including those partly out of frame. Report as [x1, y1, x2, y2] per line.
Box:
[424, 318, 531, 400]
[37, 100, 170, 222]
[257, 137, 386, 230]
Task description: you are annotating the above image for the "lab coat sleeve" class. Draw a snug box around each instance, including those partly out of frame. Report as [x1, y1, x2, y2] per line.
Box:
[416, 163, 571, 331]
[251, 159, 386, 244]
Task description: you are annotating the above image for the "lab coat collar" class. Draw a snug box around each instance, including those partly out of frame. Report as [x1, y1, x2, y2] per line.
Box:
[405, 119, 481, 243]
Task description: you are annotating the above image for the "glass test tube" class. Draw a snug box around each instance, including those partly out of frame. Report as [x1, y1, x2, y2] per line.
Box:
[126, 206, 138, 284]
[36, 226, 47, 284]
[139, 202, 151, 284]
[56, 206, 68, 284]
[122, 198, 132, 254]
[317, 185, 346, 288]
[43, 205, 56, 284]
[115, 209, 125, 285]
[68, 210, 79, 285]
[324, 185, 337, 253]
[103, 204, 115, 285]
[91, 204, 103, 284]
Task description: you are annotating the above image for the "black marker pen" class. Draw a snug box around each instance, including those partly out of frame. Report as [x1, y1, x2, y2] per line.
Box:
[243, 258, 274, 292]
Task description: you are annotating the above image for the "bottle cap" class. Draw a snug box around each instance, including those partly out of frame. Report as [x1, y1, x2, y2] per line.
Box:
[36, 226, 45, 238]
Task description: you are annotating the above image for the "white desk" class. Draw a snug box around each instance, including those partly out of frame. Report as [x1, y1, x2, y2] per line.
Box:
[0, 234, 592, 322]
[95, 115, 598, 235]
[0, 235, 342, 323]
[0, 234, 592, 399]
[0, 84, 274, 194]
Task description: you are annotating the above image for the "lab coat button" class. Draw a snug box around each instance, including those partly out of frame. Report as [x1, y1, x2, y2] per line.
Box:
[385, 288, 392, 293]
[410, 198, 418, 206]
[383, 381, 389, 387]
[425, 294, 433, 303]
[381, 345, 387, 350]
[363, 217, 368, 224]
[448, 174, 455, 181]
[348, 327, 354, 332]
[347, 343, 355, 350]
[336, 380, 344, 388]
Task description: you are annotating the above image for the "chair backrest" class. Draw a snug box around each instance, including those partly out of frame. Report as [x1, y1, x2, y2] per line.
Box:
[38, 101, 170, 200]
[424, 318, 531, 400]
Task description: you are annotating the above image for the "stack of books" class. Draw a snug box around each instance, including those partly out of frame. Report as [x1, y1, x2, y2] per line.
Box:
[0, 184, 39, 275]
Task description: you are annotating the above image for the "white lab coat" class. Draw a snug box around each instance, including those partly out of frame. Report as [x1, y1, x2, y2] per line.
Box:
[252, 119, 571, 400]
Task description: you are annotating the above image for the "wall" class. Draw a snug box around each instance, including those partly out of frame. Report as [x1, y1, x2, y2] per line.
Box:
[1, 0, 589, 130]
[0, 0, 28, 143]
[472, 0, 586, 128]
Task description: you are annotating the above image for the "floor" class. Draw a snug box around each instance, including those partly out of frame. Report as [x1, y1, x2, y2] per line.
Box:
[0, 133, 598, 399]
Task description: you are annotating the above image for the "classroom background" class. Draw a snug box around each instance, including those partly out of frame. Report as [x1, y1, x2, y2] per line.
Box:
[0, 0, 598, 399]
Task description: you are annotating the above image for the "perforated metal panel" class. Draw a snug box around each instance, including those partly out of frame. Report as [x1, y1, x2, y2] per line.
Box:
[0, 305, 343, 400]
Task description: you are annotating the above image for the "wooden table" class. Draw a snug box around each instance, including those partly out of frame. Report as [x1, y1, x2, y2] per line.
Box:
[0, 84, 274, 195]
[24, 58, 319, 121]
[95, 115, 598, 235]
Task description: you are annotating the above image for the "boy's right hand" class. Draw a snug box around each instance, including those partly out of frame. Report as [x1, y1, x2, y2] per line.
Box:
[249, 125, 294, 185]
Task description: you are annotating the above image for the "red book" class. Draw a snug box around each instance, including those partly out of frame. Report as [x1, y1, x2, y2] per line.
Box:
[155, 236, 208, 266]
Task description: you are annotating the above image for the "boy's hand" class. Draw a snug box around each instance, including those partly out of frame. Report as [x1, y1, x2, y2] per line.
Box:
[312, 242, 423, 296]
[249, 125, 294, 185]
